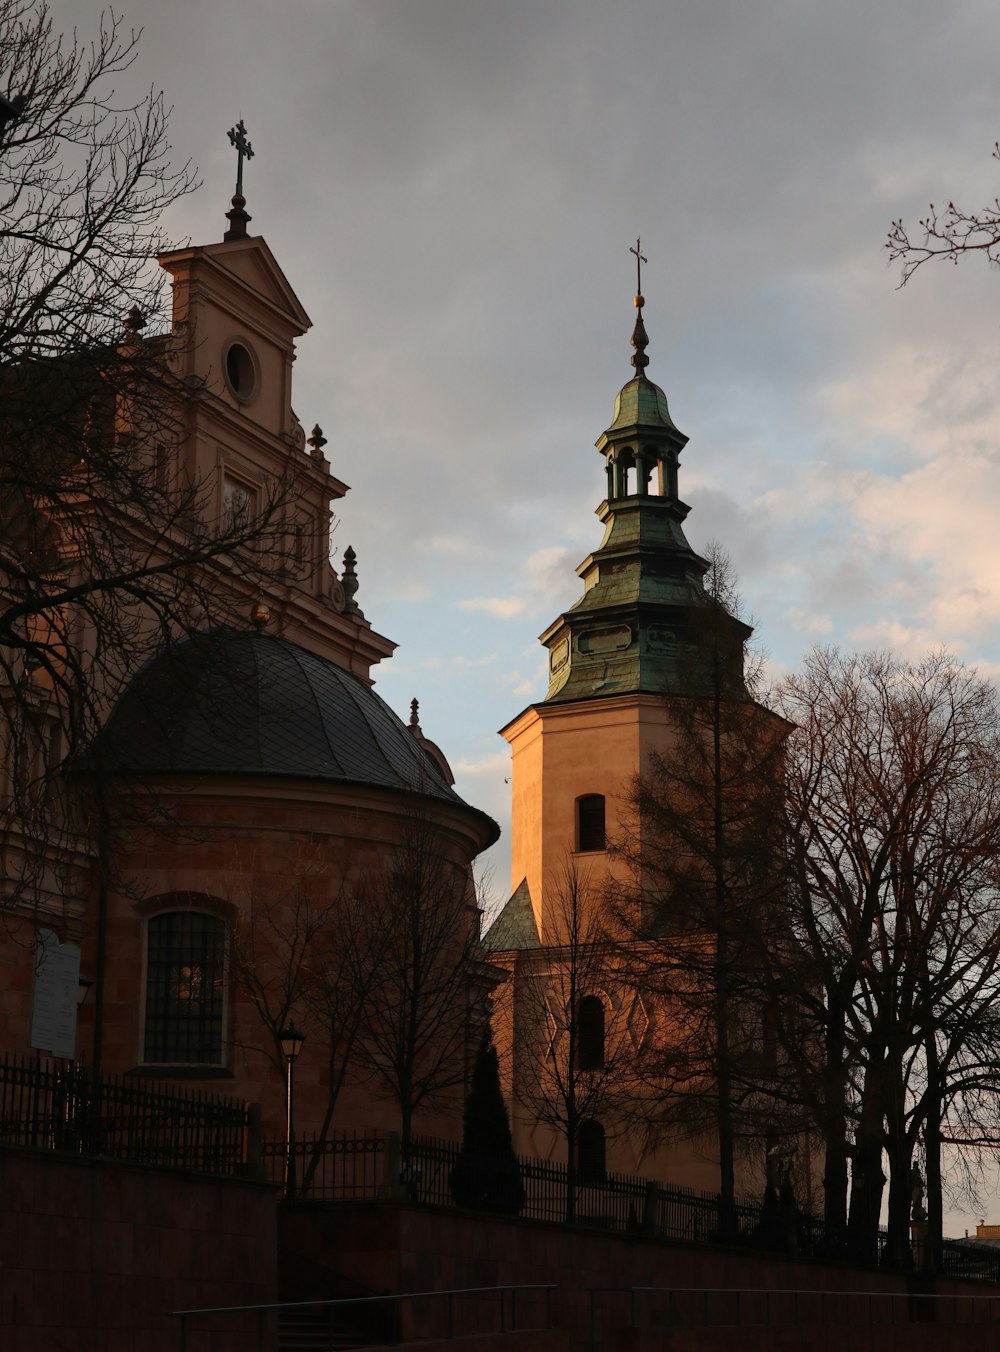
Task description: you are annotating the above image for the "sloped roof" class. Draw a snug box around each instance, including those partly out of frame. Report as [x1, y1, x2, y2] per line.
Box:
[483, 879, 540, 951]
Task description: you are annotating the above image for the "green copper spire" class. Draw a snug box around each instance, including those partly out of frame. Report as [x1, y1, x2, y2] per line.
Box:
[535, 253, 750, 704]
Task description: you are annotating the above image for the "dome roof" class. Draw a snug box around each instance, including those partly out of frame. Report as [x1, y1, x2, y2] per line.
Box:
[97, 630, 498, 835]
[605, 373, 679, 436]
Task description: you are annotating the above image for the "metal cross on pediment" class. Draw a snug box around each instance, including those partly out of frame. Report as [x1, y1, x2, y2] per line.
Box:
[630, 236, 647, 300]
[227, 118, 254, 197]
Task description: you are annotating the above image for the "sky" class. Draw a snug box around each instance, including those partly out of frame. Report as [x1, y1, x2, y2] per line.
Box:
[45, 0, 1000, 1231]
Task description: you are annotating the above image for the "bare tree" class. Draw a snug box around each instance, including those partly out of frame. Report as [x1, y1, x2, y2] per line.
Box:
[0, 1, 196, 360]
[778, 648, 1000, 1268]
[228, 847, 390, 1195]
[352, 818, 485, 1166]
[610, 547, 790, 1236]
[0, 2, 303, 914]
[887, 142, 1000, 284]
[509, 864, 640, 1223]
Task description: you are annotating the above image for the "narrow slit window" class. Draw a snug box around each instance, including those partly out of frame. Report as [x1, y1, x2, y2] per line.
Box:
[577, 995, 606, 1071]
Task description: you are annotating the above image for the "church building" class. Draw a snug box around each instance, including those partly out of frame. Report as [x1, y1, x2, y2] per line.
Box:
[0, 150, 499, 1146]
[487, 261, 765, 1195]
[2, 135, 780, 1201]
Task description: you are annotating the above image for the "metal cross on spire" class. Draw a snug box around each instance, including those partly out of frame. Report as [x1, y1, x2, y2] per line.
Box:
[228, 118, 254, 198]
[629, 236, 647, 306]
[628, 237, 650, 374]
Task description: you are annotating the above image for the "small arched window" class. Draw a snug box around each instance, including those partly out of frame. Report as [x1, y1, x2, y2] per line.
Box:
[144, 911, 226, 1065]
[577, 994, 605, 1071]
[577, 794, 606, 853]
[578, 1119, 607, 1183]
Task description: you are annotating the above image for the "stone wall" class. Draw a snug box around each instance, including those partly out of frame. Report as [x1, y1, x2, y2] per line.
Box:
[0, 1146, 276, 1351]
[281, 1201, 999, 1352]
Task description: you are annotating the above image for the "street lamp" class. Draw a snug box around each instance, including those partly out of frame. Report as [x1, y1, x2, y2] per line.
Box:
[279, 1024, 306, 1199]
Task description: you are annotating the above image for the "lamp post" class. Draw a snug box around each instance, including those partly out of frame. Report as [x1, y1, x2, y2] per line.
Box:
[279, 1024, 306, 1199]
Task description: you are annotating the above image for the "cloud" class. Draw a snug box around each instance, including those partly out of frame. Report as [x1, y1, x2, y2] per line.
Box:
[847, 618, 940, 660]
[782, 607, 833, 639]
[452, 751, 511, 779]
[458, 545, 579, 621]
[459, 595, 528, 618]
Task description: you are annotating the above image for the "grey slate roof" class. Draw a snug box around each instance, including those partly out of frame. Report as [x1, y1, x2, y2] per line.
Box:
[96, 630, 499, 835]
[483, 879, 540, 951]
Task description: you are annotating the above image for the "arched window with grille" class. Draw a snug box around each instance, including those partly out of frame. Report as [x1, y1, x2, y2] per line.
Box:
[143, 910, 226, 1065]
[577, 994, 606, 1071]
[576, 794, 606, 853]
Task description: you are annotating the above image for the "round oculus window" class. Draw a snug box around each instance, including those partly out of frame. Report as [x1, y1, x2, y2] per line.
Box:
[224, 342, 257, 401]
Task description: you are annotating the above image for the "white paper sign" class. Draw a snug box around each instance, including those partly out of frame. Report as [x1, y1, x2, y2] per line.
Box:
[30, 928, 81, 1060]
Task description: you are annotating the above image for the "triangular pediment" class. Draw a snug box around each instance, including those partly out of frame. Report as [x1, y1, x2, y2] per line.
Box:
[159, 235, 311, 335]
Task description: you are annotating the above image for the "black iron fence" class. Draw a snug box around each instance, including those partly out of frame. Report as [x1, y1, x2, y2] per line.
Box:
[261, 1128, 385, 1199]
[266, 1128, 943, 1274]
[0, 1052, 252, 1176]
[941, 1238, 1000, 1283]
[263, 1126, 824, 1251]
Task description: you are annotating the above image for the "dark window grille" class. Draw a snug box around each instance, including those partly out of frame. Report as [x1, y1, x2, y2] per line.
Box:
[144, 912, 225, 1064]
[577, 794, 606, 852]
[577, 995, 606, 1070]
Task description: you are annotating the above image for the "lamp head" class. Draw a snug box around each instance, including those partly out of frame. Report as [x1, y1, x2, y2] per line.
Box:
[279, 1023, 306, 1063]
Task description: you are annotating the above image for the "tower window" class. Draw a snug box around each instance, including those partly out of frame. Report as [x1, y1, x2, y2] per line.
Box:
[223, 341, 258, 402]
[144, 911, 226, 1065]
[577, 794, 606, 852]
[577, 995, 605, 1071]
[578, 1119, 607, 1183]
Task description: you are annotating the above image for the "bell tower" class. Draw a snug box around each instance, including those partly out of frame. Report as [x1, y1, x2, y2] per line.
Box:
[150, 122, 395, 683]
[498, 251, 750, 943]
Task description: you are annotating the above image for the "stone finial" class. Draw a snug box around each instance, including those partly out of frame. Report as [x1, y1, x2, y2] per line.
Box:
[224, 193, 251, 242]
[342, 545, 359, 611]
[307, 424, 328, 463]
[122, 306, 146, 353]
[408, 698, 423, 736]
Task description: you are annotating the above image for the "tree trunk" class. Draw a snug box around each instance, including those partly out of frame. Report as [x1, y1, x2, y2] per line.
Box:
[821, 992, 849, 1253]
[924, 1035, 943, 1271]
[848, 1058, 886, 1266]
[883, 1049, 913, 1272]
[565, 1109, 577, 1224]
[885, 1141, 913, 1271]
